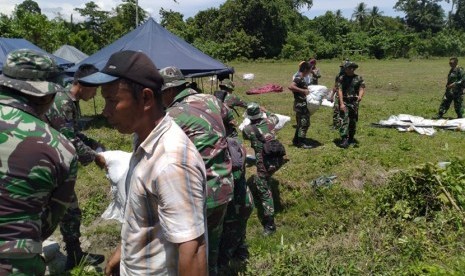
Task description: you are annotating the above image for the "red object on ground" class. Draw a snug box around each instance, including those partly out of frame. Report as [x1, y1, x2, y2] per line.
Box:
[246, 84, 283, 95]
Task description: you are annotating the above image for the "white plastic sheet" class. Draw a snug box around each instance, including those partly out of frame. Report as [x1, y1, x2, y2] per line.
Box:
[99, 150, 132, 223]
[377, 114, 465, 135]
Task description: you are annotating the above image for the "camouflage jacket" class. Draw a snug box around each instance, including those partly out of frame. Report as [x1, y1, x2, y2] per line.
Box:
[292, 75, 308, 112]
[337, 74, 366, 101]
[43, 89, 99, 166]
[447, 66, 465, 93]
[242, 111, 279, 163]
[166, 88, 234, 208]
[0, 90, 77, 256]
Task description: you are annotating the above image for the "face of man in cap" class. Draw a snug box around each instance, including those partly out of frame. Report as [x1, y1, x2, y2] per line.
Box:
[101, 80, 145, 134]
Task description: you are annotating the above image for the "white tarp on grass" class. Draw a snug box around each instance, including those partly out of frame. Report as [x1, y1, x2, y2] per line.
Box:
[376, 114, 465, 136]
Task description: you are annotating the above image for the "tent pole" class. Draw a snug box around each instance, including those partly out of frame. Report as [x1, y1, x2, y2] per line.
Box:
[136, 0, 139, 27]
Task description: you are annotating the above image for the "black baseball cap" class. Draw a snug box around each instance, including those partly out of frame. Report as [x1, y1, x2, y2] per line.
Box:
[79, 50, 164, 90]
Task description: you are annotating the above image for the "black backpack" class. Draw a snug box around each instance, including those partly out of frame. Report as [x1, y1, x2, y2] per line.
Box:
[251, 125, 286, 174]
[226, 137, 245, 171]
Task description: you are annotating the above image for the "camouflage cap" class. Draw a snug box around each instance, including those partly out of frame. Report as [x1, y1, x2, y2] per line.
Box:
[0, 49, 62, 97]
[246, 102, 263, 120]
[344, 61, 358, 69]
[159, 66, 188, 91]
[219, 79, 235, 90]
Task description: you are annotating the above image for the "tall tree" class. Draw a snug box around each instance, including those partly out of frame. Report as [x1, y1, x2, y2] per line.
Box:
[352, 2, 368, 28]
[366, 6, 384, 29]
[15, 0, 41, 18]
[394, 0, 445, 33]
[452, 0, 465, 29]
[74, 2, 109, 48]
[115, 0, 148, 31]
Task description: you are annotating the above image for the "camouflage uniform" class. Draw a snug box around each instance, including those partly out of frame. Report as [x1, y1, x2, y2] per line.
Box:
[218, 102, 253, 268]
[43, 88, 103, 267]
[332, 61, 350, 128]
[0, 49, 77, 275]
[162, 67, 233, 275]
[292, 75, 310, 144]
[242, 104, 279, 234]
[338, 65, 365, 142]
[437, 65, 465, 118]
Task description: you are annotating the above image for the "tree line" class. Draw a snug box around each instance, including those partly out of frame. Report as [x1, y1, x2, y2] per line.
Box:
[1, 0, 465, 62]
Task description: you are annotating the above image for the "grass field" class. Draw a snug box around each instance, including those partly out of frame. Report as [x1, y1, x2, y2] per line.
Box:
[73, 58, 465, 275]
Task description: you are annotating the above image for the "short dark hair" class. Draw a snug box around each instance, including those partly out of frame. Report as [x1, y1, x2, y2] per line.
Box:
[74, 64, 99, 82]
[299, 61, 312, 73]
[450, 57, 458, 63]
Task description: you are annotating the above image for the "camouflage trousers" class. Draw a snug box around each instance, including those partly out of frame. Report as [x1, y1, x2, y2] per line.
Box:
[218, 169, 254, 266]
[438, 89, 463, 118]
[207, 203, 228, 276]
[0, 254, 45, 276]
[294, 108, 310, 140]
[339, 101, 359, 139]
[249, 158, 274, 225]
[59, 192, 82, 245]
[333, 96, 341, 128]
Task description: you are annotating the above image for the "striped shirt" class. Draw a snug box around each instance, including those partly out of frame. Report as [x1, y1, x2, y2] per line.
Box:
[120, 115, 207, 275]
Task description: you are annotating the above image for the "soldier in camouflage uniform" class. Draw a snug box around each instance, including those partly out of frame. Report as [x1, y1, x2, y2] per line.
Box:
[219, 79, 248, 110]
[242, 103, 280, 236]
[215, 90, 254, 269]
[159, 66, 234, 276]
[0, 49, 78, 275]
[289, 61, 313, 149]
[434, 57, 465, 119]
[43, 64, 105, 270]
[330, 60, 350, 129]
[309, 58, 321, 85]
[337, 62, 366, 148]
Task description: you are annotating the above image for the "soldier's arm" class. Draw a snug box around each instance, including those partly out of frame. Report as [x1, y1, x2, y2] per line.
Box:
[358, 77, 366, 102]
[288, 80, 309, 96]
[236, 96, 248, 108]
[41, 155, 78, 240]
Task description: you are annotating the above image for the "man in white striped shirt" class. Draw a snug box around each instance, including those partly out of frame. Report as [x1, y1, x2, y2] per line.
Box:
[80, 50, 207, 276]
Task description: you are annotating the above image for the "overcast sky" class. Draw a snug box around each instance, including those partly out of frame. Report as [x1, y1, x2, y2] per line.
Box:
[0, 0, 453, 22]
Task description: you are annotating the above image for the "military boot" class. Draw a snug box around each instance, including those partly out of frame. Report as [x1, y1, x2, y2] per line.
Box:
[65, 240, 105, 271]
[339, 137, 349, 149]
[262, 217, 276, 236]
[293, 138, 313, 149]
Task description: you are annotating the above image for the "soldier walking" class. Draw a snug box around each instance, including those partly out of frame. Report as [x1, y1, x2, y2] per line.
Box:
[434, 57, 465, 119]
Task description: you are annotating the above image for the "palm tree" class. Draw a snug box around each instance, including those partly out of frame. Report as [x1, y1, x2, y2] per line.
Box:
[352, 2, 368, 28]
[367, 6, 384, 29]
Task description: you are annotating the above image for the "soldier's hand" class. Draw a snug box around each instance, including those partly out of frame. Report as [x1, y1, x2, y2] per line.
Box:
[95, 154, 107, 170]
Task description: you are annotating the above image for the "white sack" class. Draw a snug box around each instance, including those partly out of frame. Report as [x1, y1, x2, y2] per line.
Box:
[306, 85, 330, 115]
[238, 113, 290, 131]
[99, 150, 132, 223]
[243, 73, 255, 80]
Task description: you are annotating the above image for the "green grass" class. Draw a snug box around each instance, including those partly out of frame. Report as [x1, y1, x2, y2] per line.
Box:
[75, 58, 465, 274]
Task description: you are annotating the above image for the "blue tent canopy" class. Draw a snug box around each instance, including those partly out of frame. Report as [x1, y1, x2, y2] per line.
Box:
[67, 18, 234, 78]
[0, 38, 74, 72]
